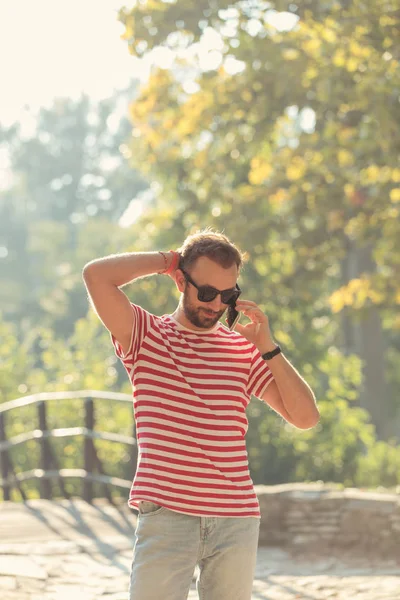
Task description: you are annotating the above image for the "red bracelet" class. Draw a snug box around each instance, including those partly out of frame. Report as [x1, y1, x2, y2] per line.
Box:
[158, 251, 180, 275]
[164, 250, 180, 275]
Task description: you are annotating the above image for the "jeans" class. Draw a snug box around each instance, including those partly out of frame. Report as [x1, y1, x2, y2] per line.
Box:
[129, 500, 261, 600]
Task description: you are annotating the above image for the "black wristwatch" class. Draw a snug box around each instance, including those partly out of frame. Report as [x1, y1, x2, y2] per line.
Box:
[262, 346, 281, 361]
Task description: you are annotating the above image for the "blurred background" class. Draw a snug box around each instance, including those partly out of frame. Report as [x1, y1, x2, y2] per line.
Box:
[1, 0, 399, 502]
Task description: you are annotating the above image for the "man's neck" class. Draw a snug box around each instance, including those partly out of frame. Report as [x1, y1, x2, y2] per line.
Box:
[171, 308, 215, 332]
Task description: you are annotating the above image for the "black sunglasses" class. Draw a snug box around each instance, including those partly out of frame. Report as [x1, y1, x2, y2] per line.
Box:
[180, 268, 241, 304]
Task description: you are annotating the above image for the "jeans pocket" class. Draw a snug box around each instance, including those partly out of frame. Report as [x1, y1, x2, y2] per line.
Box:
[138, 500, 165, 517]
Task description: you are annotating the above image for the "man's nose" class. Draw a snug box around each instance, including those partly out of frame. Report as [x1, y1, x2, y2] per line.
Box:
[206, 294, 224, 311]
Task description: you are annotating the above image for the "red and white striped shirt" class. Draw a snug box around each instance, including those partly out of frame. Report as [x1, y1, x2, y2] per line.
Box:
[111, 303, 274, 518]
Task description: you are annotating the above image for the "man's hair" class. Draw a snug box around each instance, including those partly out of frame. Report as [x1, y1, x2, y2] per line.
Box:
[176, 227, 248, 274]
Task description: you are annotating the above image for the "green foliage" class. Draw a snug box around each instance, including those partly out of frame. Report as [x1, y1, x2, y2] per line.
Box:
[246, 346, 396, 487]
[1, 2, 400, 499]
[119, 0, 400, 311]
[118, 0, 400, 437]
[0, 317, 36, 403]
[0, 83, 148, 334]
[0, 304, 137, 500]
[355, 440, 400, 488]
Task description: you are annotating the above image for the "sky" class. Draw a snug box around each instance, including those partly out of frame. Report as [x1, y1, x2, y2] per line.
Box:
[0, 0, 148, 127]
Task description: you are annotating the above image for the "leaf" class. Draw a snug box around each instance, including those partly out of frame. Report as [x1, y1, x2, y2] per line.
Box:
[390, 189, 400, 203]
[286, 157, 307, 181]
[248, 158, 273, 185]
[337, 149, 354, 167]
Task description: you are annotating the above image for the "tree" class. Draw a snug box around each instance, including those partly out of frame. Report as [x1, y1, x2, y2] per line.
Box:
[0, 82, 149, 336]
[117, 0, 400, 437]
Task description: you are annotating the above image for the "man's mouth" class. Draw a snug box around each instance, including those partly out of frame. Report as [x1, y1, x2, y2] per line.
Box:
[203, 309, 216, 317]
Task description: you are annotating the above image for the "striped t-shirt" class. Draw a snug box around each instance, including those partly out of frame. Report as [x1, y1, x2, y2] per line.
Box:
[111, 302, 274, 518]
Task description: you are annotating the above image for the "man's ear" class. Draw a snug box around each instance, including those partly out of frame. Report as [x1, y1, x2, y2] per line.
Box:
[174, 269, 186, 293]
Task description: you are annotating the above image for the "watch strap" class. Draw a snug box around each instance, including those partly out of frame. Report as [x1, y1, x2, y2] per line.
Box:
[262, 346, 281, 360]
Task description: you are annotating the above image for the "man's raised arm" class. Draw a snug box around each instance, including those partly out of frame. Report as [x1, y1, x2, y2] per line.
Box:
[82, 251, 176, 355]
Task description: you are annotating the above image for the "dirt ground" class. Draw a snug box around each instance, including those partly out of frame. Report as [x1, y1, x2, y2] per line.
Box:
[1, 499, 399, 599]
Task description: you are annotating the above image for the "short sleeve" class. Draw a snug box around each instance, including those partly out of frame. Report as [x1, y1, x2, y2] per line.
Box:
[110, 302, 155, 361]
[246, 346, 275, 399]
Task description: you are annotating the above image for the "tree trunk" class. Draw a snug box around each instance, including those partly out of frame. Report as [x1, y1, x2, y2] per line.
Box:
[340, 239, 390, 438]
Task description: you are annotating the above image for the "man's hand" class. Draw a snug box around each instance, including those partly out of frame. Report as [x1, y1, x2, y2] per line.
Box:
[227, 299, 276, 353]
[166, 251, 181, 282]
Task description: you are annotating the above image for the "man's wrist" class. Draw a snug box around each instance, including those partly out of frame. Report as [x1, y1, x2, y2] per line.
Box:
[162, 250, 180, 276]
[261, 345, 281, 361]
[258, 342, 278, 355]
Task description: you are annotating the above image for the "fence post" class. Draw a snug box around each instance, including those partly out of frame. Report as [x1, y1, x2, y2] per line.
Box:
[0, 413, 10, 501]
[38, 401, 52, 499]
[83, 397, 95, 503]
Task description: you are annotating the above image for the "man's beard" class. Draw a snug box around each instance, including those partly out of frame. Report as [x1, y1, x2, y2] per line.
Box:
[182, 291, 225, 329]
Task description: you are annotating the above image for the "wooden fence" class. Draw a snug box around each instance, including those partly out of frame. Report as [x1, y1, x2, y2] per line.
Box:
[0, 390, 136, 504]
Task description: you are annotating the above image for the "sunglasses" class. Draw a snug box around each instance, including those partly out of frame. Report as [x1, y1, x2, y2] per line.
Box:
[180, 268, 241, 304]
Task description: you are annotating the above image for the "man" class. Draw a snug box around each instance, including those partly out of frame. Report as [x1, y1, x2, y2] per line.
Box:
[82, 228, 319, 600]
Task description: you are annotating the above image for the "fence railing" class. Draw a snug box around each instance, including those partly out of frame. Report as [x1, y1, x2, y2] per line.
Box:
[0, 390, 136, 504]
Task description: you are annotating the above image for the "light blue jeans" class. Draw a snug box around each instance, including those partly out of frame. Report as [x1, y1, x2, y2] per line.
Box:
[129, 500, 261, 600]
